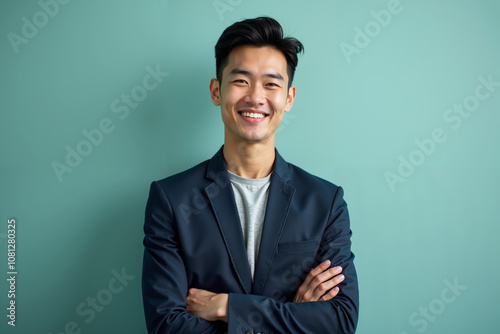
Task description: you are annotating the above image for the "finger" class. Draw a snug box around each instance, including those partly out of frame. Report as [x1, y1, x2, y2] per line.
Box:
[294, 261, 330, 302]
[186, 289, 196, 304]
[320, 286, 340, 301]
[309, 278, 336, 301]
[301, 260, 332, 288]
[294, 262, 344, 303]
[301, 269, 340, 302]
[294, 261, 342, 302]
[187, 288, 211, 298]
[307, 267, 342, 295]
[315, 266, 342, 284]
[311, 274, 344, 301]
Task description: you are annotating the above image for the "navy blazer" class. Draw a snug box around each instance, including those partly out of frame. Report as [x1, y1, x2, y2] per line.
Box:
[142, 147, 359, 333]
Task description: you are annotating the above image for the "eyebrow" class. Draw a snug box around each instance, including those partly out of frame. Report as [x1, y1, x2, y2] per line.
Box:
[228, 68, 284, 81]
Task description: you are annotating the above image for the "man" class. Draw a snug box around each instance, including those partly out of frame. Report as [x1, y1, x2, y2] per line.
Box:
[142, 17, 359, 333]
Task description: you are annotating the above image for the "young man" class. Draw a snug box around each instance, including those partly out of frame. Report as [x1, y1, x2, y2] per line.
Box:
[142, 17, 359, 333]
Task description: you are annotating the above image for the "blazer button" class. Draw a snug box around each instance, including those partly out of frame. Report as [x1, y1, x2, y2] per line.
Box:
[245, 331, 253, 334]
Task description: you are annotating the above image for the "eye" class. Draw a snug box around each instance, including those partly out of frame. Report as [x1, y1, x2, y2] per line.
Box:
[232, 79, 248, 84]
[266, 82, 280, 88]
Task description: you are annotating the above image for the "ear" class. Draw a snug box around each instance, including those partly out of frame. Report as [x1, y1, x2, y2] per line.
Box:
[209, 78, 221, 106]
[284, 85, 296, 112]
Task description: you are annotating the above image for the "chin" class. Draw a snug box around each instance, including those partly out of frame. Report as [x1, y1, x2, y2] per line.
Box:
[242, 133, 274, 143]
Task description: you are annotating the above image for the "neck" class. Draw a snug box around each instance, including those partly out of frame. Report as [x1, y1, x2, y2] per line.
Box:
[223, 139, 275, 179]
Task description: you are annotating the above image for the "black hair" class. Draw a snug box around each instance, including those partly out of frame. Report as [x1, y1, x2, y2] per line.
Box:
[215, 17, 304, 88]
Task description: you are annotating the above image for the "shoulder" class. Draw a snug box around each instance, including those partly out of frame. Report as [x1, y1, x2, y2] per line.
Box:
[274, 150, 341, 195]
[154, 159, 210, 194]
[287, 162, 341, 194]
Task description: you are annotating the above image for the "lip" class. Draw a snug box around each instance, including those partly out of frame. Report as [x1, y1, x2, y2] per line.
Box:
[237, 109, 270, 123]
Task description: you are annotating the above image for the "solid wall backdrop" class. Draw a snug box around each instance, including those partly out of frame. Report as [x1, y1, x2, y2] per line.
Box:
[1, 0, 499, 333]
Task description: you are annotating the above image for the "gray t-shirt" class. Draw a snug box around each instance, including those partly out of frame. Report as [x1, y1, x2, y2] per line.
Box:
[228, 171, 271, 280]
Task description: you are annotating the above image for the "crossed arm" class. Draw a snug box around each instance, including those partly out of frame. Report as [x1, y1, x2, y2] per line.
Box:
[143, 181, 358, 333]
[186, 259, 345, 322]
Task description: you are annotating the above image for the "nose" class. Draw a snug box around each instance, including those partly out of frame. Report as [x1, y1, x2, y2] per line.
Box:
[244, 84, 265, 105]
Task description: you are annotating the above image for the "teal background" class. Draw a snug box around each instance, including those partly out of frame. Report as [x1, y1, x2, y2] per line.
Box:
[1, 0, 499, 333]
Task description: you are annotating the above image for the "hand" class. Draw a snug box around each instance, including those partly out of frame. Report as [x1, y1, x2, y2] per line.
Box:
[186, 288, 229, 322]
[293, 260, 344, 303]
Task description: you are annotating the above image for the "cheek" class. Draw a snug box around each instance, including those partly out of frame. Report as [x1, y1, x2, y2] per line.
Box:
[221, 95, 242, 114]
[221, 85, 242, 103]
[268, 92, 289, 111]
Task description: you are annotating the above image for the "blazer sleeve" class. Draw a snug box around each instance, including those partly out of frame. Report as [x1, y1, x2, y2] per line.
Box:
[227, 186, 359, 334]
[142, 181, 226, 334]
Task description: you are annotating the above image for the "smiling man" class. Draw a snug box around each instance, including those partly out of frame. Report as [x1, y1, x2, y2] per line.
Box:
[142, 17, 359, 334]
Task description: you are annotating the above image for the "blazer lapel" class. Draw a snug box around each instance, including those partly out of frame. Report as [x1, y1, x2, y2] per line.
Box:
[205, 148, 252, 294]
[252, 151, 294, 295]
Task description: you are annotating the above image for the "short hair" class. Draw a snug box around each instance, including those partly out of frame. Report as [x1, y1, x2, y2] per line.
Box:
[215, 17, 304, 88]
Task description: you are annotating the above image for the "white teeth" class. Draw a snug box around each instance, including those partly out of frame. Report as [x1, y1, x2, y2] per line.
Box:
[241, 112, 265, 118]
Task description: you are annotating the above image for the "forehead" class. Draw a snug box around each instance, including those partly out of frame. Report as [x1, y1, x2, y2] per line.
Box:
[223, 45, 288, 79]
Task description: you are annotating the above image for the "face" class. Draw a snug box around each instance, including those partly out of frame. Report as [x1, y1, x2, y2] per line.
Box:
[210, 45, 296, 145]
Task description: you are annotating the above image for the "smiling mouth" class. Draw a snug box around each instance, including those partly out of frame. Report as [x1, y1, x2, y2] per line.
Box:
[238, 111, 268, 119]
